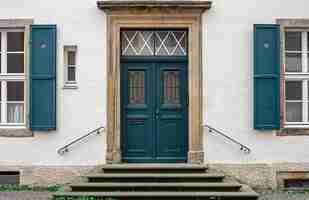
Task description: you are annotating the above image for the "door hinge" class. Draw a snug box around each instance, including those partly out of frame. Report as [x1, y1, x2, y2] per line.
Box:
[187, 93, 189, 106]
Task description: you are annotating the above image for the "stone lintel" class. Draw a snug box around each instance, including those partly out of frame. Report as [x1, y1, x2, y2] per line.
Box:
[97, 0, 212, 13]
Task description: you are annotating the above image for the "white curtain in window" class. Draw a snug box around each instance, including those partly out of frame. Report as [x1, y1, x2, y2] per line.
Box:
[7, 103, 23, 123]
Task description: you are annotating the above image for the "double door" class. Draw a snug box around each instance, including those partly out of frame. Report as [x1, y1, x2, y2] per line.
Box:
[121, 61, 188, 163]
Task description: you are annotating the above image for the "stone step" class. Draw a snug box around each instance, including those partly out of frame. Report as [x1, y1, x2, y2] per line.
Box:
[86, 173, 225, 183]
[54, 191, 259, 200]
[102, 164, 208, 173]
[70, 182, 242, 192]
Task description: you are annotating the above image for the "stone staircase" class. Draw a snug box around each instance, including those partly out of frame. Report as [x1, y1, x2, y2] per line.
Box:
[54, 164, 259, 200]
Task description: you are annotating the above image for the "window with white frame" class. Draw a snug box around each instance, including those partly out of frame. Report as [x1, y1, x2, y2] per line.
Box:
[0, 30, 25, 126]
[64, 46, 77, 86]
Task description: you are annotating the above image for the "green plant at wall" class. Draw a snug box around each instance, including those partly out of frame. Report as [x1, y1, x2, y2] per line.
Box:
[0, 184, 61, 192]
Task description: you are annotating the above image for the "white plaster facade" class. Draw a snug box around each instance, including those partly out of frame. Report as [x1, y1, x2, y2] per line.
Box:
[0, 0, 308, 168]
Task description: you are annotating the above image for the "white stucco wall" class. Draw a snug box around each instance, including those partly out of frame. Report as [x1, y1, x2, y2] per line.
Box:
[0, 0, 107, 166]
[204, 0, 309, 163]
[0, 0, 309, 166]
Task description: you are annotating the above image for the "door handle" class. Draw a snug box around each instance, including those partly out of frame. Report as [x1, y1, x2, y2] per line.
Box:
[154, 109, 160, 119]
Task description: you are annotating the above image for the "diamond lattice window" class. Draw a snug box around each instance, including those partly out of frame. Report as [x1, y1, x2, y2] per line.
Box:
[121, 30, 187, 56]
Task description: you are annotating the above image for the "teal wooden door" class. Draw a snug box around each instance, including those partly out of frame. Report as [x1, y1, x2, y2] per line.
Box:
[121, 61, 188, 163]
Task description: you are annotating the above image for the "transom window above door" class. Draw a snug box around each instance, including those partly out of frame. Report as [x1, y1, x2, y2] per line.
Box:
[121, 30, 187, 56]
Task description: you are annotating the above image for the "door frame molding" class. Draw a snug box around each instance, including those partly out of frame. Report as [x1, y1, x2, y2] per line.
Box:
[98, 1, 212, 164]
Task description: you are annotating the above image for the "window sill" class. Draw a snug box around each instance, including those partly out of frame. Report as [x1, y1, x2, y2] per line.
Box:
[0, 128, 33, 137]
[277, 127, 309, 136]
[63, 84, 78, 90]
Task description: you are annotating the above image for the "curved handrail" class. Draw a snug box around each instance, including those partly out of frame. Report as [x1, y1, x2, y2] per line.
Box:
[57, 126, 106, 155]
[203, 125, 251, 154]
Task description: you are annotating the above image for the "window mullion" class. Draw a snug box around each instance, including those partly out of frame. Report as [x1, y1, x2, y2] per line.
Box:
[1, 81, 7, 123]
[1, 32, 7, 124]
[1, 32, 4, 74]
[302, 32, 308, 123]
[303, 80, 308, 122]
[2, 32, 7, 74]
[302, 32, 308, 72]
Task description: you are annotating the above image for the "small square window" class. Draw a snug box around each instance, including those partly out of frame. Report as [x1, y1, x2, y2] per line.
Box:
[68, 67, 76, 82]
[68, 51, 76, 66]
[7, 81, 24, 101]
[285, 81, 302, 100]
[7, 32, 24, 52]
[286, 53, 302, 72]
[285, 81, 303, 123]
[64, 46, 77, 89]
[285, 32, 302, 51]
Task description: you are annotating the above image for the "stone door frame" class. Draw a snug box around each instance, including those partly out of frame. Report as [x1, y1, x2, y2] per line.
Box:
[98, 1, 212, 164]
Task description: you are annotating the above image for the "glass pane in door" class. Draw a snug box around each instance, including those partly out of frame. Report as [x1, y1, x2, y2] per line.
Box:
[128, 71, 145, 104]
[163, 71, 180, 104]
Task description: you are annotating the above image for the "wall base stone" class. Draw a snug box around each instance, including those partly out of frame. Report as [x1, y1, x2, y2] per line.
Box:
[0, 166, 100, 186]
[210, 163, 309, 190]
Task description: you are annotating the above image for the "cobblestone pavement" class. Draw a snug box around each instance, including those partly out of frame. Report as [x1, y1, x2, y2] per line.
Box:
[0, 191, 309, 200]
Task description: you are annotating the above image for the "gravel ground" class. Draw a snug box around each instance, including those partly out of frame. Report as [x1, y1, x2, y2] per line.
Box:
[0, 191, 309, 200]
[258, 190, 309, 200]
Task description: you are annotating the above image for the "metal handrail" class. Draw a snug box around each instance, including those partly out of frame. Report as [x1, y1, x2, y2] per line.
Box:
[57, 126, 105, 155]
[203, 125, 251, 154]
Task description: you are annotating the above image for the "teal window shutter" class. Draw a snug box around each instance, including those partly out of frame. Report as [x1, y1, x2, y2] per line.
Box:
[30, 25, 57, 131]
[254, 24, 280, 130]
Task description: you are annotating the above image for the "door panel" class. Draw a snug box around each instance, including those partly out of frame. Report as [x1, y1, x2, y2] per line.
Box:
[121, 61, 187, 163]
[156, 64, 187, 161]
[122, 63, 154, 161]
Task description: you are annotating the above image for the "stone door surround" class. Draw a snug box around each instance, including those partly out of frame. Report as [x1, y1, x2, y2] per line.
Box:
[97, 0, 212, 164]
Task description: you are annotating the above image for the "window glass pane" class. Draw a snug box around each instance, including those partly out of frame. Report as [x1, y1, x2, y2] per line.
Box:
[286, 53, 302, 72]
[7, 32, 24, 52]
[7, 54, 24, 73]
[7, 81, 24, 101]
[286, 81, 302, 100]
[121, 30, 187, 56]
[68, 67, 76, 82]
[128, 71, 145, 104]
[155, 31, 187, 56]
[0, 32, 1, 73]
[7, 103, 24, 123]
[307, 32, 309, 51]
[68, 51, 76, 66]
[0, 82, 1, 122]
[285, 32, 301, 51]
[121, 31, 154, 56]
[286, 102, 302, 122]
[163, 71, 180, 104]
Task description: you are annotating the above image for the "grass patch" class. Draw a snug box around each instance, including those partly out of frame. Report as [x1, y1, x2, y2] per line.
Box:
[0, 184, 62, 192]
[54, 198, 118, 200]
